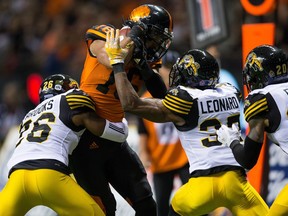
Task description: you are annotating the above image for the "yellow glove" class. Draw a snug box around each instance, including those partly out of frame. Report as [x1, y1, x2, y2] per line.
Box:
[105, 29, 129, 65]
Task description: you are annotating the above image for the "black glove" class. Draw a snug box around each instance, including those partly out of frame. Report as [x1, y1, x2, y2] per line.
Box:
[128, 22, 148, 48]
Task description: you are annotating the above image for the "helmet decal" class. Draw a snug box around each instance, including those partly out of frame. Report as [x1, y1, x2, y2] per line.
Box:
[69, 79, 79, 88]
[245, 52, 264, 72]
[179, 54, 200, 76]
[129, 5, 150, 22]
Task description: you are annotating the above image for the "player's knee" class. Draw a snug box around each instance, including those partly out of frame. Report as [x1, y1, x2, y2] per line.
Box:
[133, 196, 157, 216]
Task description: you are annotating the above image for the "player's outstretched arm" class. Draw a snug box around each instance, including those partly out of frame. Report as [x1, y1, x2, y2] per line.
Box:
[105, 28, 184, 125]
[72, 110, 128, 143]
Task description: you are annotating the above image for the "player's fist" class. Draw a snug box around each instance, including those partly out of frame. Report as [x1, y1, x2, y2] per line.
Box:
[216, 124, 240, 148]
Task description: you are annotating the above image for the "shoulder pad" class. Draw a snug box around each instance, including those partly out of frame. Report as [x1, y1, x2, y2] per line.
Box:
[244, 93, 268, 122]
[216, 82, 242, 100]
[65, 89, 96, 112]
[162, 86, 193, 115]
[86, 24, 115, 41]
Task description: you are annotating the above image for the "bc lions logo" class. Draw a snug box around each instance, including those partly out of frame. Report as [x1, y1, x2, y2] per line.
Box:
[179, 54, 200, 76]
[245, 52, 264, 72]
[129, 5, 150, 22]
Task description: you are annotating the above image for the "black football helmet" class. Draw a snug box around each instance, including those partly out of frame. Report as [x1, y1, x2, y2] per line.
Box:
[124, 4, 173, 62]
[39, 74, 79, 102]
[243, 44, 288, 92]
[169, 49, 219, 89]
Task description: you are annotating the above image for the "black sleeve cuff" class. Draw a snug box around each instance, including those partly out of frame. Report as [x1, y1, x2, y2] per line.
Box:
[113, 63, 125, 74]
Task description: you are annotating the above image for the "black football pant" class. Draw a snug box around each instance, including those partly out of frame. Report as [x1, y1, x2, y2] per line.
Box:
[153, 163, 190, 216]
[69, 130, 156, 216]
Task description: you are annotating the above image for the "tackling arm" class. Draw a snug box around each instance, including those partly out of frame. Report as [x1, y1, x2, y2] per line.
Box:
[72, 112, 128, 143]
[105, 29, 184, 125]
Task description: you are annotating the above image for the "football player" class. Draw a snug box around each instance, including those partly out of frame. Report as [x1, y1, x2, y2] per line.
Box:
[0, 74, 128, 216]
[216, 45, 288, 216]
[105, 28, 269, 216]
[69, 4, 173, 216]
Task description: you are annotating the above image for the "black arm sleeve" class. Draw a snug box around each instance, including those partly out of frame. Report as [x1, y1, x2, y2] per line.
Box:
[230, 136, 263, 170]
[137, 117, 148, 135]
[144, 71, 167, 99]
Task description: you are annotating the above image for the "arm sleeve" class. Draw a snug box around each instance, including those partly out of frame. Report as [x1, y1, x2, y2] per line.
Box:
[144, 72, 167, 99]
[137, 117, 148, 135]
[230, 136, 263, 170]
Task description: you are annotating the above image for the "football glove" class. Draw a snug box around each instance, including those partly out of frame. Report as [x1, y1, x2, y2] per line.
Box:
[105, 29, 129, 65]
[216, 124, 240, 148]
[128, 22, 148, 49]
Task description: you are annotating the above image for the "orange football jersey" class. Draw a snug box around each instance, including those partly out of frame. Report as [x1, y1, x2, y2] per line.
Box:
[80, 24, 161, 121]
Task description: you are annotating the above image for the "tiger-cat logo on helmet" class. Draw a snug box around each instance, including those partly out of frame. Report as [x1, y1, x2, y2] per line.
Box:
[179, 54, 200, 76]
[245, 52, 264, 72]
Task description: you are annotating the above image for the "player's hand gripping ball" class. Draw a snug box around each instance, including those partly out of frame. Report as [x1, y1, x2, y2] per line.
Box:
[105, 29, 130, 65]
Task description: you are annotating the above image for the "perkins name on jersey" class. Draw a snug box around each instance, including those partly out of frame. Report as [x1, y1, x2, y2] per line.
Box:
[25, 99, 54, 119]
[200, 96, 239, 114]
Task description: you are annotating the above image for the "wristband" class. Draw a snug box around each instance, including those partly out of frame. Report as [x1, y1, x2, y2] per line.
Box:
[113, 63, 125, 74]
[230, 140, 241, 149]
[100, 119, 128, 143]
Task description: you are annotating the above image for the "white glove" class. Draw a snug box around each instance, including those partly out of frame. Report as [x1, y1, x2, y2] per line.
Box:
[100, 118, 129, 143]
[216, 124, 240, 147]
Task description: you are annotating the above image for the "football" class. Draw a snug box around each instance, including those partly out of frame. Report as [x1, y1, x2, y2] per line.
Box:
[119, 26, 131, 41]
[119, 26, 133, 62]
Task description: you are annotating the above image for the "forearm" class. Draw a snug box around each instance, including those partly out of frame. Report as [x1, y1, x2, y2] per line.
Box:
[113, 63, 141, 111]
[113, 64, 169, 122]
[230, 136, 263, 170]
[90, 40, 113, 68]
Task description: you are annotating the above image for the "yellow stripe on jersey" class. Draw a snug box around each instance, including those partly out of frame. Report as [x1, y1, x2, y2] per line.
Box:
[67, 94, 95, 104]
[66, 95, 96, 112]
[166, 94, 193, 106]
[87, 29, 106, 40]
[162, 94, 192, 115]
[244, 98, 268, 121]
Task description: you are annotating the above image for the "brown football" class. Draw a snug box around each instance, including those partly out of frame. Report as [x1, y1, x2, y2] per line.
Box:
[119, 26, 131, 41]
[119, 26, 133, 63]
